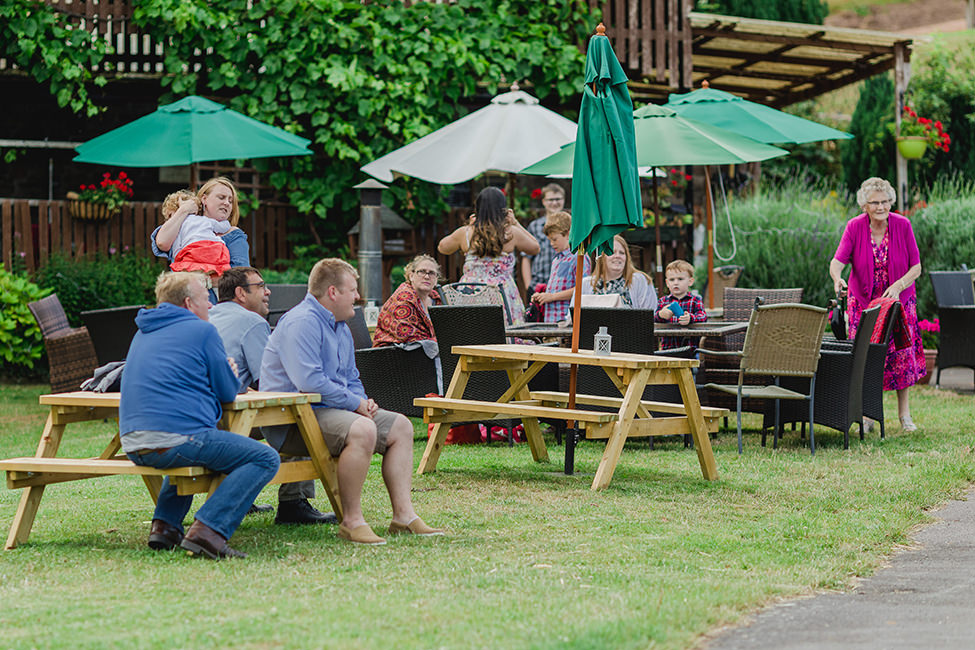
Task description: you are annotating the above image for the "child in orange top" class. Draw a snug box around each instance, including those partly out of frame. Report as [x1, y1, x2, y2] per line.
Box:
[162, 189, 231, 277]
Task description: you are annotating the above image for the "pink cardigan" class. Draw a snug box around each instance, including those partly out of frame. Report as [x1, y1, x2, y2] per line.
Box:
[833, 212, 920, 306]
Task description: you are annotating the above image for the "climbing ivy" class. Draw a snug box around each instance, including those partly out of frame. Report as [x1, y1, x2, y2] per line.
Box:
[0, 0, 109, 116]
[131, 0, 595, 246]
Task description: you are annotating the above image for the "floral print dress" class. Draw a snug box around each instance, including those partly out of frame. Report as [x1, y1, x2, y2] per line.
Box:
[461, 251, 526, 326]
[846, 230, 926, 389]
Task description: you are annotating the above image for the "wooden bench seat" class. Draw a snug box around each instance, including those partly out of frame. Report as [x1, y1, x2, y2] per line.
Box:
[413, 396, 619, 426]
[1, 456, 324, 496]
[528, 391, 729, 418]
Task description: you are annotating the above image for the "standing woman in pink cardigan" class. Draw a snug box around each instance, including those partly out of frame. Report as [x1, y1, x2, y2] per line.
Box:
[829, 177, 924, 431]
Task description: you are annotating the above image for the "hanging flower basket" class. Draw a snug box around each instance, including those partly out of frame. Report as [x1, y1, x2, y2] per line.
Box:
[66, 196, 118, 221]
[896, 136, 928, 160]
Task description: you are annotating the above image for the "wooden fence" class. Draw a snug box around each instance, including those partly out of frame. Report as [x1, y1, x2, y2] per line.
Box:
[0, 199, 295, 273]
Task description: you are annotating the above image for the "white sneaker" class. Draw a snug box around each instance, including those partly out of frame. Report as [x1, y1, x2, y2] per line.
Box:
[899, 415, 918, 432]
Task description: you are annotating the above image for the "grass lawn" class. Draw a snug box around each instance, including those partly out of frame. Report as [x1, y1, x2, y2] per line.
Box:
[1, 381, 972, 649]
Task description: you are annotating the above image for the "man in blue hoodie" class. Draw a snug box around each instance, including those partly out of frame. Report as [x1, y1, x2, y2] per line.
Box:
[120, 271, 280, 559]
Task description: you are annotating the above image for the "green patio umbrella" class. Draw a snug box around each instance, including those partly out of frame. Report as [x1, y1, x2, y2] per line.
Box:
[523, 103, 788, 294]
[664, 82, 852, 144]
[74, 95, 312, 187]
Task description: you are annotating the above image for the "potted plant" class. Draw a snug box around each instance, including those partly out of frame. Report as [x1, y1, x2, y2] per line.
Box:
[66, 171, 134, 221]
[890, 106, 951, 160]
[917, 317, 940, 384]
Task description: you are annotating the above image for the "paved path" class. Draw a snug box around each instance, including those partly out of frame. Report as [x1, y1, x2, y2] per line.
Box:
[705, 368, 974, 649]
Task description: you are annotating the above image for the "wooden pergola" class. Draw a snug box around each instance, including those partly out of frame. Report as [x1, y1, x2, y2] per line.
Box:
[594, 2, 918, 208]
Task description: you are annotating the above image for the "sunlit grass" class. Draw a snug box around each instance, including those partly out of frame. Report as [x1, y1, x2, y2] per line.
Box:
[0, 382, 972, 649]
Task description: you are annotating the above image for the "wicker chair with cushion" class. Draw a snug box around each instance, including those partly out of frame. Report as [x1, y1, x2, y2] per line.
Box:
[929, 271, 975, 387]
[703, 302, 828, 455]
[28, 294, 99, 394]
[768, 305, 880, 450]
[266, 283, 308, 327]
[440, 282, 512, 325]
[80, 305, 143, 365]
[349, 307, 439, 418]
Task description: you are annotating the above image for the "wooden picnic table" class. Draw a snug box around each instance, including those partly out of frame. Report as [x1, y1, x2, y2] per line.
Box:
[414, 344, 725, 490]
[0, 391, 339, 550]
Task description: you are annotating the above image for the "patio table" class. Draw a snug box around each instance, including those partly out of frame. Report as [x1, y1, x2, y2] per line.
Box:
[414, 344, 726, 490]
[0, 391, 339, 550]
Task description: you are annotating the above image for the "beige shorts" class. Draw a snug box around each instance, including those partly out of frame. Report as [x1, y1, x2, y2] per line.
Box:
[265, 408, 401, 458]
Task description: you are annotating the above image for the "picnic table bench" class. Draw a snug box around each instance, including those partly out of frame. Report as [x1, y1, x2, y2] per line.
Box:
[1, 391, 339, 550]
[415, 344, 726, 490]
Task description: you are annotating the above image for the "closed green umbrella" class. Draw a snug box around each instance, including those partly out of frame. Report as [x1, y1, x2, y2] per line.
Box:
[569, 28, 643, 257]
[74, 96, 312, 186]
[664, 82, 852, 144]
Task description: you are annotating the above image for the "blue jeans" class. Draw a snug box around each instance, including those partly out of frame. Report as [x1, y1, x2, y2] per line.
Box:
[128, 429, 280, 540]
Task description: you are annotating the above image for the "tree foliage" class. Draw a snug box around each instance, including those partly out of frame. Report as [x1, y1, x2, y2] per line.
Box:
[130, 0, 594, 246]
[0, 0, 109, 116]
[695, 0, 828, 24]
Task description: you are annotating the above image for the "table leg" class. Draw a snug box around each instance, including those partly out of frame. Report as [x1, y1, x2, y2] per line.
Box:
[5, 413, 66, 550]
[592, 368, 650, 490]
[293, 403, 343, 521]
[505, 368, 548, 463]
[417, 363, 472, 474]
[676, 367, 719, 480]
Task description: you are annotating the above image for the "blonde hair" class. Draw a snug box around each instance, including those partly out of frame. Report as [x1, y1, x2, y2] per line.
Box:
[665, 259, 695, 278]
[541, 182, 565, 199]
[856, 177, 896, 208]
[543, 211, 571, 237]
[308, 258, 358, 298]
[591, 234, 635, 287]
[198, 177, 241, 226]
[404, 254, 441, 283]
[161, 189, 200, 222]
[155, 271, 208, 306]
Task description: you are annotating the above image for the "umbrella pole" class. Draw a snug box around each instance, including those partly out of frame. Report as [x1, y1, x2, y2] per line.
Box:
[652, 167, 662, 291]
[704, 165, 715, 309]
[191, 163, 199, 192]
[566, 248, 585, 475]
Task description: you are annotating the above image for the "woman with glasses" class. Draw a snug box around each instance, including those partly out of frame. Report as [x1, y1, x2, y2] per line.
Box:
[830, 177, 924, 431]
[372, 254, 443, 346]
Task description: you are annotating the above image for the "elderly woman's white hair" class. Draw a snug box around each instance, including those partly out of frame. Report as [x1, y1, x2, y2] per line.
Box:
[856, 177, 896, 208]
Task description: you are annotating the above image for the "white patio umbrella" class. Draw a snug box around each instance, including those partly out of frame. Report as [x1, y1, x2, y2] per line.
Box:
[361, 85, 576, 185]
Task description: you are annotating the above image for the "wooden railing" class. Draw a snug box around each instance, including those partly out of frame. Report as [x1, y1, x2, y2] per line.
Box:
[1, 199, 296, 273]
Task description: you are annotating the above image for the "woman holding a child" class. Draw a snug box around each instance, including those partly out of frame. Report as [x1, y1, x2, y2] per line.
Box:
[151, 177, 250, 271]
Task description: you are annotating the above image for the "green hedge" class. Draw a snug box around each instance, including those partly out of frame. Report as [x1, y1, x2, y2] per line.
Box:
[712, 182, 975, 319]
[0, 268, 50, 376]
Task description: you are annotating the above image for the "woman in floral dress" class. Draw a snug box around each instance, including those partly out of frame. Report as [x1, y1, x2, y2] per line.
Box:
[829, 177, 924, 431]
[437, 186, 539, 326]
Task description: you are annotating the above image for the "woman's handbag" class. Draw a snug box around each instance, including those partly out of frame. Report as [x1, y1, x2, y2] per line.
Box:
[830, 297, 847, 340]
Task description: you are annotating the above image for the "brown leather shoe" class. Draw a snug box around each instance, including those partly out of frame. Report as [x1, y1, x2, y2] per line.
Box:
[147, 519, 183, 551]
[388, 517, 444, 537]
[337, 523, 386, 545]
[179, 520, 247, 559]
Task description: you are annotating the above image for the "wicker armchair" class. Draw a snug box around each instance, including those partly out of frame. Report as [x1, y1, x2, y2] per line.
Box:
[702, 302, 828, 455]
[702, 265, 744, 307]
[80, 305, 143, 365]
[574, 307, 656, 399]
[28, 294, 99, 394]
[350, 307, 439, 418]
[429, 304, 559, 443]
[698, 287, 804, 415]
[769, 305, 880, 450]
[440, 282, 513, 325]
[929, 271, 975, 387]
[266, 284, 307, 327]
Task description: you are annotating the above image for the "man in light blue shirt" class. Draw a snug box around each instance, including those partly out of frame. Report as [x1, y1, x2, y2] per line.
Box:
[210, 267, 337, 526]
[260, 258, 443, 545]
